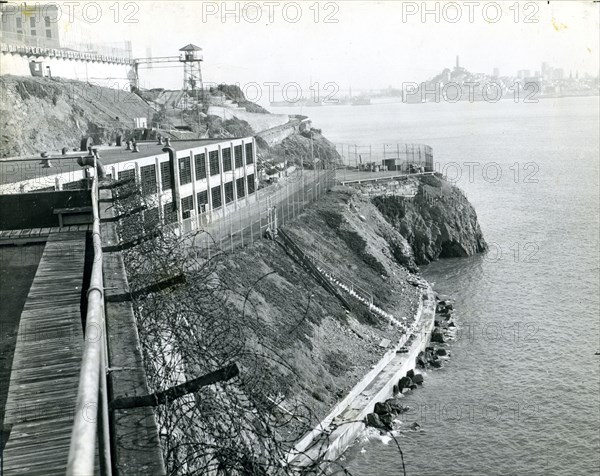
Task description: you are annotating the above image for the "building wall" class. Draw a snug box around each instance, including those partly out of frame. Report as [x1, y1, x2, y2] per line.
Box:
[1, 4, 60, 48]
[1, 3, 133, 88]
[0, 52, 133, 88]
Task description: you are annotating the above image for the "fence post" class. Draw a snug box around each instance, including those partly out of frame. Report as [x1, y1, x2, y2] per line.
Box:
[239, 205, 244, 247]
[259, 196, 263, 241]
[230, 216, 234, 252]
[219, 214, 223, 250]
[285, 180, 290, 225]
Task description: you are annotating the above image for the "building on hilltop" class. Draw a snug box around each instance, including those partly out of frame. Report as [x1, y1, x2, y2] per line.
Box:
[0, 3, 133, 88]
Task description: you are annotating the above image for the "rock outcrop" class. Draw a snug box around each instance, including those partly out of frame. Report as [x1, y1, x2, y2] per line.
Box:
[372, 174, 487, 265]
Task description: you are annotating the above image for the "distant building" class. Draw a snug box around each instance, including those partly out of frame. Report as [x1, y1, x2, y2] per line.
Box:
[553, 68, 565, 81]
[0, 3, 133, 87]
[0, 3, 60, 48]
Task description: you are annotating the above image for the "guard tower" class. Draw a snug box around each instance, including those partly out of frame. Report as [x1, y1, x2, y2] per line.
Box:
[179, 44, 203, 111]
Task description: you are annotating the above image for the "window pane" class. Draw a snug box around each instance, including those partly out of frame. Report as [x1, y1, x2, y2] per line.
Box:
[30, 17, 36, 27]
[160, 161, 172, 190]
[179, 156, 191, 185]
[224, 182, 234, 204]
[141, 164, 157, 194]
[209, 150, 220, 176]
[45, 17, 51, 27]
[16, 18, 22, 28]
[163, 202, 177, 223]
[222, 148, 232, 172]
[194, 153, 206, 180]
[119, 169, 135, 182]
[46, 30, 52, 38]
[144, 207, 160, 228]
[234, 145, 243, 168]
[211, 185, 222, 209]
[197, 190, 208, 212]
[245, 143, 254, 165]
[181, 196, 194, 218]
[236, 177, 245, 199]
[247, 174, 255, 194]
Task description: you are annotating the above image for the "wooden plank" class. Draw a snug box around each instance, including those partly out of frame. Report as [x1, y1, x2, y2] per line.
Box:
[2, 232, 91, 475]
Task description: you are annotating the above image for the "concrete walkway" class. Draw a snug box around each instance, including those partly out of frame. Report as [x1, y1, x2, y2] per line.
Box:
[289, 287, 436, 467]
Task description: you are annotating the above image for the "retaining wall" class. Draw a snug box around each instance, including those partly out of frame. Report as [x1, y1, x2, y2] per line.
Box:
[0, 51, 133, 89]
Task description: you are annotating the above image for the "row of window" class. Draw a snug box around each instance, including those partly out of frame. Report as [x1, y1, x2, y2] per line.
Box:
[16, 17, 52, 27]
[120, 144, 255, 194]
[16, 16, 52, 37]
[180, 174, 255, 216]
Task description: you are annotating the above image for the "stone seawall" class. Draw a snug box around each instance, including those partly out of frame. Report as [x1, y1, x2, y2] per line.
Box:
[289, 285, 436, 466]
[257, 116, 311, 146]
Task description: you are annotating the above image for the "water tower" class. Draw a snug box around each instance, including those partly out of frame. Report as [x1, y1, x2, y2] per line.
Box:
[179, 44, 203, 110]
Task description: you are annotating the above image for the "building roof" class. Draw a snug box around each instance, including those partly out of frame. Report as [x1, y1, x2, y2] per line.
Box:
[0, 138, 249, 187]
[179, 44, 202, 52]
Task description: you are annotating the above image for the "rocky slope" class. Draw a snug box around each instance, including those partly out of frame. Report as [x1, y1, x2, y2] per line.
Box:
[256, 130, 343, 181]
[0, 75, 154, 157]
[372, 174, 487, 265]
[190, 179, 485, 425]
[0, 76, 274, 157]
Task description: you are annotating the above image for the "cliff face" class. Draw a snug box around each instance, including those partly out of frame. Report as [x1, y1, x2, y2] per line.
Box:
[0, 75, 153, 157]
[114, 177, 486, 471]
[372, 174, 487, 265]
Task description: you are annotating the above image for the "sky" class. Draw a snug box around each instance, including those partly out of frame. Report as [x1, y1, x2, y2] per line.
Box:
[45, 1, 600, 92]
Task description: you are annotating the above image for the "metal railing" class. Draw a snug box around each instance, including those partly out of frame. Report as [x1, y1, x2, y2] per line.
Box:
[0, 31, 132, 59]
[67, 160, 112, 475]
[335, 143, 434, 172]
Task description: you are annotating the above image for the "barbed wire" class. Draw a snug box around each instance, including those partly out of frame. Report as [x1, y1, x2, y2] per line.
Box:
[108, 176, 408, 475]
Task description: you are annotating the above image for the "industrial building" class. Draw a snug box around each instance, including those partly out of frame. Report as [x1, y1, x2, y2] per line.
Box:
[0, 137, 258, 228]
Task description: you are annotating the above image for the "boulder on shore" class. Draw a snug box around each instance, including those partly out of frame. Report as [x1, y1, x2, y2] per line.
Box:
[413, 373, 424, 384]
[374, 402, 391, 415]
[386, 398, 409, 415]
[398, 376, 413, 391]
[366, 412, 383, 429]
[379, 412, 394, 429]
[431, 328, 445, 344]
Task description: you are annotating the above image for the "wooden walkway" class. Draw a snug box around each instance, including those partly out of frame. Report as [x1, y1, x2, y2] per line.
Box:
[0, 225, 90, 246]
[2, 231, 89, 475]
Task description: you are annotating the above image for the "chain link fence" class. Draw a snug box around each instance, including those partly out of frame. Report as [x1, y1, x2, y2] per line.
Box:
[168, 166, 336, 254]
[335, 143, 433, 171]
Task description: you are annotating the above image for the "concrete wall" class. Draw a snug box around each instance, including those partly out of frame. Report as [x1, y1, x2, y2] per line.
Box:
[206, 105, 289, 133]
[256, 116, 312, 146]
[0, 52, 133, 89]
[289, 287, 436, 465]
[0, 189, 91, 229]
